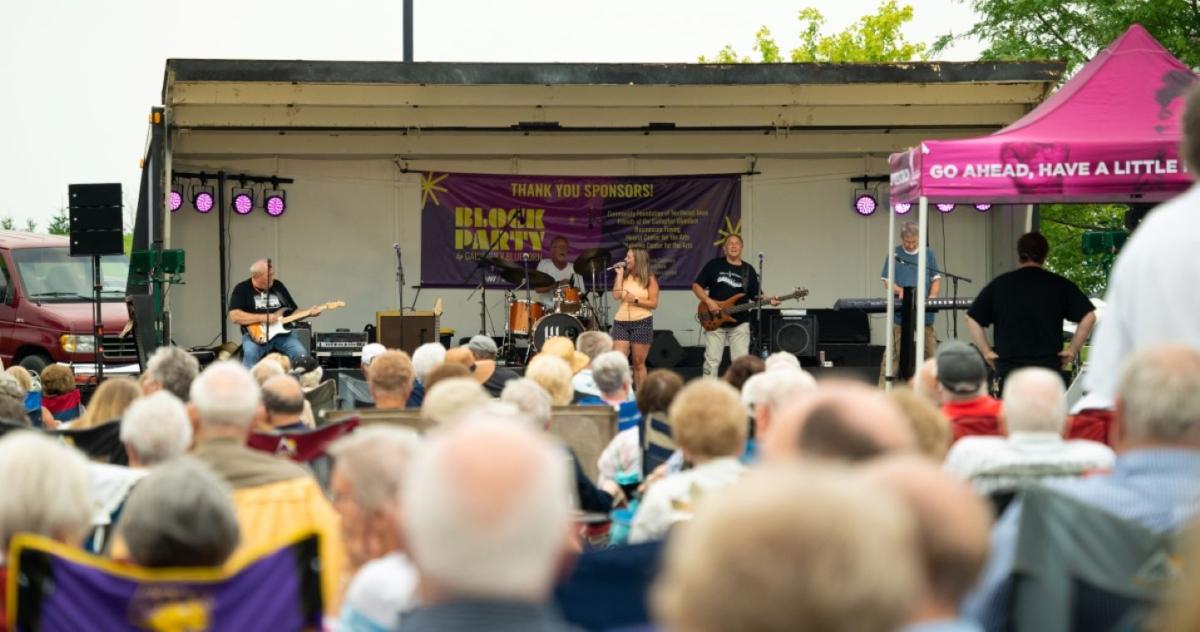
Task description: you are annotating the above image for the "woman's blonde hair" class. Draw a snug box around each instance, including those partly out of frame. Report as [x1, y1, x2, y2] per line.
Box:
[75, 377, 141, 430]
[625, 247, 653, 285]
[5, 366, 32, 393]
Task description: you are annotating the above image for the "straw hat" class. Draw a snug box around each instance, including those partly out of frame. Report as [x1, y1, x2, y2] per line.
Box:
[539, 337, 590, 374]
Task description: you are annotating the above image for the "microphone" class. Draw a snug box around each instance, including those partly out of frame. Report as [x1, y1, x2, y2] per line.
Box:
[605, 262, 626, 271]
[522, 252, 530, 261]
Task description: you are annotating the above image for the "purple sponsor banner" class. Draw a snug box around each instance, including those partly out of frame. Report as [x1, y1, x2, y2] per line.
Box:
[12, 534, 322, 631]
[419, 172, 741, 289]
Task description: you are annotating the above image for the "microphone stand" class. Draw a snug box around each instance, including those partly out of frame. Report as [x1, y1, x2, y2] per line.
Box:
[522, 253, 535, 363]
[463, 208, 525, 336]
[395, 245, 405, 350]
[757, 252, 767, 358]
[262, 258, 272, 350]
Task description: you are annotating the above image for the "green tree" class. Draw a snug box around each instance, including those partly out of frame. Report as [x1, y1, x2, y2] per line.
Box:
[47, 208, 69, 235]
[933, 0, 1200, 74]
[701, 1, 928, 63]
[23, 218, 36, 233]
[0, 216, 13, 230]
[1039, 204, 1126, 297]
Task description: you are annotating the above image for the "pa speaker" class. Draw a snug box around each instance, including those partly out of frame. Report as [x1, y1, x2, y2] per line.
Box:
[646, 330, 683, 368]
[68, 183, 124, 256]
[771, 313, 818, 358]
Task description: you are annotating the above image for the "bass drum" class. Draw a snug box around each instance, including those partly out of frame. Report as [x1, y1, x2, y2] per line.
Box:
[532, 313, 586, 352]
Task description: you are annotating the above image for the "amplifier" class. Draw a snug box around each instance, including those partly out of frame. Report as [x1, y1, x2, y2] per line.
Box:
[313, 330, 368, 357]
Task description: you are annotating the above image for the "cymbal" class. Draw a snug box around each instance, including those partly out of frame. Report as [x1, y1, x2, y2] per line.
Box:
[573, 248, 612, 275]
[482, 255, 516, 270]
[501, 266, 556, 288]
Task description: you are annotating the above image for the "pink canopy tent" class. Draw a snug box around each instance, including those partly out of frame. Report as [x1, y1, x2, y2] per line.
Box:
[880, 24, 1197, 385]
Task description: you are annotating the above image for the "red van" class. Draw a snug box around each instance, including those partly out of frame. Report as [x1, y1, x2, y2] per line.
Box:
[0, 232, 133, 372]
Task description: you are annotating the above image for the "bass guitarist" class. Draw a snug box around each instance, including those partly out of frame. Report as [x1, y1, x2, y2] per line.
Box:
[692, 234, 779, 377]
[228, 259, 322, 367]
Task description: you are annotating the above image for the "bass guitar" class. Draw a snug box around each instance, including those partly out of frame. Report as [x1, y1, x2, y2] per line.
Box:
[696, 288, 808, 332]
[247, 301, 346, 344]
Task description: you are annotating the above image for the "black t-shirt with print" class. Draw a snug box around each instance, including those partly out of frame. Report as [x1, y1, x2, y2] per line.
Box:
[228, 278, 298, 335]
[694, 258, 760, 326]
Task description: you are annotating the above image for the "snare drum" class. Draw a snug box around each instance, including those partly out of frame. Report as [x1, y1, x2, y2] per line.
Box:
[532, 313, 586, 351]
[508, 299, 545, 336]
[554, 286, 582, 314]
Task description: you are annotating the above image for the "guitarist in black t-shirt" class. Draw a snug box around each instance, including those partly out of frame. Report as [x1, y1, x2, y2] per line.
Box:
[966, 233, 1096, 390]
[228, 259, 323, 367]
[692, 234, 779, 377]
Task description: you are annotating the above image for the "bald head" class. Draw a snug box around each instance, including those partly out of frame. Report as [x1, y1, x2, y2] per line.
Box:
[403, 418, 570, 602]
[261, 374, 305, 427]
[1001, 367, 1066, 434]
[862, 456, 992, 613]
[249, 259, 269, 278]
[763, 381, 916, 462]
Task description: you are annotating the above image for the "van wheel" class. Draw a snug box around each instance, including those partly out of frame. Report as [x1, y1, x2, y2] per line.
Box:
[18, 354, 50, 375]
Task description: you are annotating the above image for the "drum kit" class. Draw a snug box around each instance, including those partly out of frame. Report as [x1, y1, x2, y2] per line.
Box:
[483, 248, 614, 360]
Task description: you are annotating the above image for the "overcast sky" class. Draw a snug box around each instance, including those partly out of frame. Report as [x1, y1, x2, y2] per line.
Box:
[0, 0, 983, 229]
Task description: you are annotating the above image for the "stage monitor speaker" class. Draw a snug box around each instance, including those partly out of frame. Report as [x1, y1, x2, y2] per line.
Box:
[68, 183, 124, 256]
[771, 313, 818, 358]
[377, 310, 439, 355]
[646, 330, 683, 368]
[289, 323, 313, 357]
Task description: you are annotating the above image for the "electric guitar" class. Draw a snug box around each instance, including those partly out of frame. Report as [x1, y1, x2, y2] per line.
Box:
[696, 288, 808, 332]
[247, 301, 346, 344]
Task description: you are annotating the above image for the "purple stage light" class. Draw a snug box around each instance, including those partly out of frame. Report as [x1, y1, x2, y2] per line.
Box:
[194, 191, 215, 213]
[169, 190, 182, 212]
[232, 191, 254, 215]
[893, 202, 912, 214]
[854, 193, 878, 216]
[974, 203, 993, 212]
[936, 203, 956, 213]
[264, 190, 286, 217]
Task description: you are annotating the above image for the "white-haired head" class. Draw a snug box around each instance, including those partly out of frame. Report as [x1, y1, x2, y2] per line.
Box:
[1117, 345, 1200, 446]
[591, 351, 631, 397]
[403, 419, 570, 602]
[764, 352, 801, 373]
[0, 431, 92, 552]
[1001, 367, 1067, 434]
[190, 361, 261, 433]
[411, 343, 447, 384]
[120, 391, 193, 467]
[500, 378, 553, 430]
[143, 345, 200, 402]
[420, 377, 491, 428]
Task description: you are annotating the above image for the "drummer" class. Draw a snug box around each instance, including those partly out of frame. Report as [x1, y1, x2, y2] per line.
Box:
[534, 236, 581, 303]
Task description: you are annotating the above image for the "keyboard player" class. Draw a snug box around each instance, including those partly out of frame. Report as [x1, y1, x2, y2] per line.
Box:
[880, 222, 941, 384]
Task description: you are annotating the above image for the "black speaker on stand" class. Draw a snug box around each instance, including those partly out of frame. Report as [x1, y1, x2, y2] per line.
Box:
[69, 183, 124, 383]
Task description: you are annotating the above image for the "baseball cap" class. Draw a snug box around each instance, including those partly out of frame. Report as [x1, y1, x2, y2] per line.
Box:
[467, 335, 498, 358]
[936, 342, 987, 394]
[361, 343, 387, 366]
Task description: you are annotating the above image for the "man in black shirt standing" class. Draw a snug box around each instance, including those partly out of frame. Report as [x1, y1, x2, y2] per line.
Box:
[966, 232, 1096, 388]
[692, 234, 778, 377]
[228, 259, 321, 368]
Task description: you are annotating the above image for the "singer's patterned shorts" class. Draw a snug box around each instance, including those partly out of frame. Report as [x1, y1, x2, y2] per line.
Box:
[612, 317, 653, 345]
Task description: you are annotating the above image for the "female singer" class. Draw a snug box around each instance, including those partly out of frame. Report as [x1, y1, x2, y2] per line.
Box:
[612, 247, 659, 388]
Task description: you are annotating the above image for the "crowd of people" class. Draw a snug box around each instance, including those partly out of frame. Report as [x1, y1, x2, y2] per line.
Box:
[0, 82, 1198, 632]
